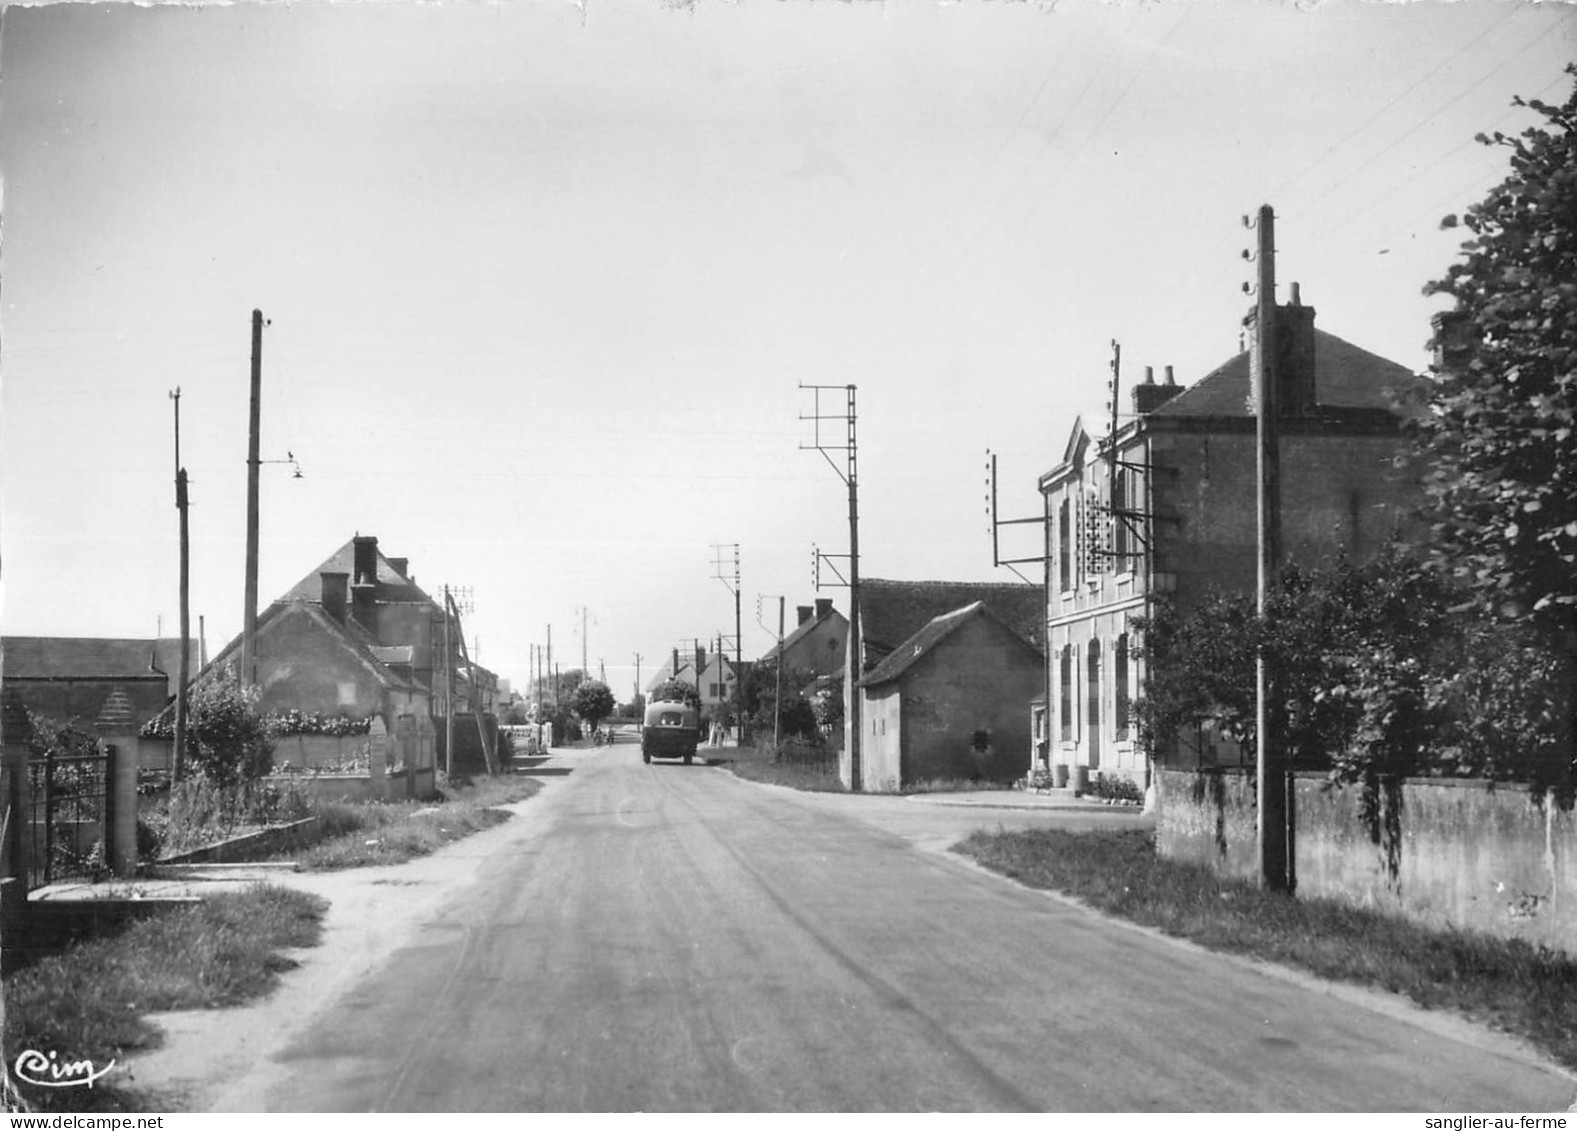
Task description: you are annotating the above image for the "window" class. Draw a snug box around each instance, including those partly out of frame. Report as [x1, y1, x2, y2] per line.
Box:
[972, 729, 991, 753]
[1115, 633, 1131, 741]
[1059, 645, 1073, 742]
[1058, 498, 1072, 592]
[1086, 639, 1101, 737]
[1113, 468, 1129, 563]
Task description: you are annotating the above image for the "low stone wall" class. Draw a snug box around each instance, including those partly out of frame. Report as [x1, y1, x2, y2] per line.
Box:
[272, 734, 374, 772]
[157, 816, 322, 864]
[1157, 769, 1577, 955]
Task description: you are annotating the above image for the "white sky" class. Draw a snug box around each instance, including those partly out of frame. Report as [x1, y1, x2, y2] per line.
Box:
[2, 0, 1573, 699]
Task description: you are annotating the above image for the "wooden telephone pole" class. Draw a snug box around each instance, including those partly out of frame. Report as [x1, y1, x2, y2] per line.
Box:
[1251, 204, 1291, 892]
[170, 388, 191, 782]
[241, 309, 264, 688]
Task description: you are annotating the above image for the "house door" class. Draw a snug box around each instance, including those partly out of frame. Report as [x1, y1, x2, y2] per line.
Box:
[1086, 640, 1102, 769]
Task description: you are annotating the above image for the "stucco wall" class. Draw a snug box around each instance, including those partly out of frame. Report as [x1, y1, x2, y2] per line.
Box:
[256, 610, 389, 718]
[1158, 769, 1577, 955]
[869, 616, 1040, 790]
[862, 686, 903, 793]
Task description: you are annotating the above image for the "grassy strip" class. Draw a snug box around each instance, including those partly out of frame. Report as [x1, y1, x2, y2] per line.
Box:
[955, 827, 1577, 1072]
[4, 885, 326, 1112]
[292, 774, 543, 870]
[717, 742, 846, 793]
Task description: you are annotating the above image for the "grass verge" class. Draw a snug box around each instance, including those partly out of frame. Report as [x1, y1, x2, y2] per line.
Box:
[716, 740, 846, 793]
[292, 773, 543, 870]
[4, 885, 326, 1112]
[954, 826, 1577, 1072]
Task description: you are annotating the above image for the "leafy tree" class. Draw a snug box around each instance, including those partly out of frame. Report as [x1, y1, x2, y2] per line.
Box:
[741, 660, 819, 740]
[1422, 66, 1577, 795]
[184, 669, 275, 787]
[571, 679, 616, 731]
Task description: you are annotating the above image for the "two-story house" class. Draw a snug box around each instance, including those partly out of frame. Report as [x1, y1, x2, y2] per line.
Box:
[1039, 289, 1427, 789]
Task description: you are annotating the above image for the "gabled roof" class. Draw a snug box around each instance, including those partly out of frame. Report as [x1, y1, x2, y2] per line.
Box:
[859, 578, 1043, 660]
[761, 603, 848, 663]
[1150, 328, 1421, 420]
[204, 601, 420, 695]
[859, 601, 1043, 687]
[279, 537, 436, 607]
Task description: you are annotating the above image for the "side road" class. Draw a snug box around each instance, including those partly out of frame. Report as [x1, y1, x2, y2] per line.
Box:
[120, 775, 566, 1111]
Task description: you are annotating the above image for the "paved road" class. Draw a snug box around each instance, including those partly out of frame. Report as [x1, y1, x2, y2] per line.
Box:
[223, 741, 1573, 1112]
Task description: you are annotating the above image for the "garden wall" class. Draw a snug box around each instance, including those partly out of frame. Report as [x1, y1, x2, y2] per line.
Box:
[1157, 768, 1577, 955]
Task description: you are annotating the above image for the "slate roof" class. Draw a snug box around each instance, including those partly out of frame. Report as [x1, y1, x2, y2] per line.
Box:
[279, 537, 435, 606]
[760, 604, 847, 663]
[860, 601, 1044, 687]
[858, 578, 1043, 663]
[1150, 328, 1422, 420]
[3, 637, 191, 681]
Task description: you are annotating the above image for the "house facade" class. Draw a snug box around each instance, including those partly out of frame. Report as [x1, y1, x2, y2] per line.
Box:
[1039, 292, 1427, 788]
[859, 602, 1044, 791]
[759, 598, 847, 680]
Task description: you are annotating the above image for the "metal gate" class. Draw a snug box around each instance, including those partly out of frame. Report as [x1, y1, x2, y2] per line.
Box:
[25, 747, 112, 890]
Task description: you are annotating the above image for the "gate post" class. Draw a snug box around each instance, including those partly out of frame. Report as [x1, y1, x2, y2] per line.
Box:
[1, 689, 33, 910]
[96, 687, 140, 879]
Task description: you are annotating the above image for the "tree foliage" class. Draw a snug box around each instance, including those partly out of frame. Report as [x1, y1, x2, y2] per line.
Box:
[1418, 66, 1577, 798]
[1423, 67, 1577, 627]
[571, 679, 616, 730]
[1134, 550, 1569, 794]
[183, 669, 275, 787]
[741, 660, 819, 740]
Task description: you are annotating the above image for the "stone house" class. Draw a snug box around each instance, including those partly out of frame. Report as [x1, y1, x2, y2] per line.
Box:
[758, 598, 847, 680]
[1038, 290, 1428, 789]
[858, 601, 1044, 791]
[843, 578, 1044, 790]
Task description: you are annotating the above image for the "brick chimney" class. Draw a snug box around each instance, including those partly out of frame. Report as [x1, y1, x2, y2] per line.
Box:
[352, 535, 379, 585]
[1431, 308, 1474, 372]
[797, 605, 813, 626]
[815, 598, 833, 619]
[1276, 282, 1318, 415]
[351, 536, 379, 637]
[320, 572, 348, 622]
[387, 557, 409, 579]
[1132, 363, 1184, 415]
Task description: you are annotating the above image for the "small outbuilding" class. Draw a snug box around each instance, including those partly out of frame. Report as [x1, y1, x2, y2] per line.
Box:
[857, 601, 1044, 792]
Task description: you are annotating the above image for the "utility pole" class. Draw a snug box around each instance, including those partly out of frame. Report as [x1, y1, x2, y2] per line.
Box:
[711, 543, 744, 745]
[1249, 204, 1290, 892]
[800, 385, 861, 790]
[444, 589, 455, 777]
[170, 388, 190, 784]
[547, 624, 555, 708]
[633, 652, 642, 715]
[241, 309, 264, 688]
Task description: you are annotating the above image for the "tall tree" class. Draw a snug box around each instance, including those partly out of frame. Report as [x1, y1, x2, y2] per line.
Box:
[1422, 66, 1577, 795]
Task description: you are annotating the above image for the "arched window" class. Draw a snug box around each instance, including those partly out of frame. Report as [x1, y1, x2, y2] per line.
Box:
[1115, 633, 1131, 741]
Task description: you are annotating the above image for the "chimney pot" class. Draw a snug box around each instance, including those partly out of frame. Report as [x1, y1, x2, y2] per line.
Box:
[1143, 366, 1154, 385]
[1164, 365, 1175, 386]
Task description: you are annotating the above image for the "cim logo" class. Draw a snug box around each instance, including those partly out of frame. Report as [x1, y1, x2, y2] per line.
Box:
[13, 1049, 117, 1089]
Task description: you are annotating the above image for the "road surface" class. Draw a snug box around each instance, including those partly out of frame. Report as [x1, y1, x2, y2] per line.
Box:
[182, 740, 1573, 1112]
